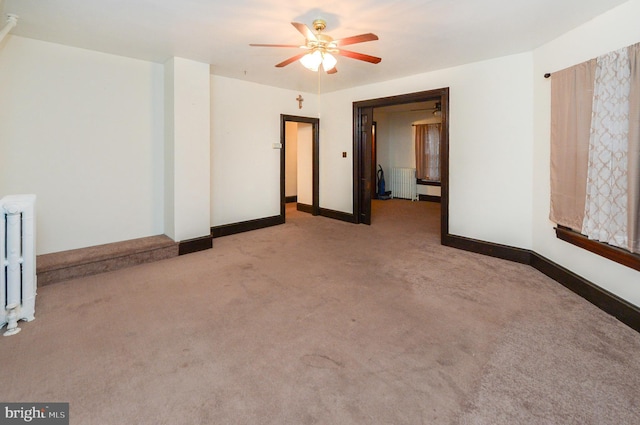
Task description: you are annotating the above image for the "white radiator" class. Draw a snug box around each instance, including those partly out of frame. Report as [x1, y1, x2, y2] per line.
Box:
[1, 195, 37, 336]
[390, 167, 418, 201]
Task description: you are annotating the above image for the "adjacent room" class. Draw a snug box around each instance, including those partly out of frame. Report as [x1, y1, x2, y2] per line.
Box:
[1, 0, 639, 423]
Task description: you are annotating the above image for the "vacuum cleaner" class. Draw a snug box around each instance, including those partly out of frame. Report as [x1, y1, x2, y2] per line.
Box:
[377, 165, 392, 200]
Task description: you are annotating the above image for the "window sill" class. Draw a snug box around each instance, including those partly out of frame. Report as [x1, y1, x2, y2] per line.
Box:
[555, 226, 640, 272]
[417, 179, 441, 187]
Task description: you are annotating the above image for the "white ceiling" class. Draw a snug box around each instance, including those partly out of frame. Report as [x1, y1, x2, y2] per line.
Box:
[1, 0, 630, 93]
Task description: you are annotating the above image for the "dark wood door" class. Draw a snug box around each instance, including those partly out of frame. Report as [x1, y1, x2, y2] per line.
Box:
[358, 107, 374, 225]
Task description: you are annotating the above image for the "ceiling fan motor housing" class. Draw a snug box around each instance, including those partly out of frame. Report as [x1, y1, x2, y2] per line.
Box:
[312, 19, 327, 32]
[308, 34, 336, 52]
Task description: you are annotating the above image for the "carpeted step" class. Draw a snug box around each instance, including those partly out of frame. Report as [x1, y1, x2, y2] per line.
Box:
[36, 235, 178, 285]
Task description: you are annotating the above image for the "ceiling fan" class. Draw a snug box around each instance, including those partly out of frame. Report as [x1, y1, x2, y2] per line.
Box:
[250, 19, 381, 74]
[411, 102, 442, 116]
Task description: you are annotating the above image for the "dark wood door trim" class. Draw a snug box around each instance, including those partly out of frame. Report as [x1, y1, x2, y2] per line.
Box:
[352, 88, 450, 242]
[281, 115, 320, 218]
[357, 107, 374, 224]
[372, 121, 378, 199]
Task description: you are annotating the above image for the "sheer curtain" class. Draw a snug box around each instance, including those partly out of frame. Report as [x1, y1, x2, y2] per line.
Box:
[628, 43, 640, 253]
[415, 123, 441, 181]
[583, 47, 631, 248]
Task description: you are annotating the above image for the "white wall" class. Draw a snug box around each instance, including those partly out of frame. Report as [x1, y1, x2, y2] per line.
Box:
[317, 97, 356, 214]
[284, 121, 313, 204]
[388, 111, 428, 168]
[210, 76, 318, 226]
[319, 53, 534, 249]
[164, 57, 211, 242]
[0, 36, 164, 254]
[532, 0, 640, 306]
[285, 121, 298, 198]
[373, 113, 390, 175]
[297, 123, 313, 205]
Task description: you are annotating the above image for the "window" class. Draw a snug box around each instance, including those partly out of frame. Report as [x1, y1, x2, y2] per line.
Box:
[415, 123, 441, 183]
[550, 42, 640, 268]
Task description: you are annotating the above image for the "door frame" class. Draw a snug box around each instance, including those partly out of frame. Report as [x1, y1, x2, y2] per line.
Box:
[352, 88, 449, 240]
[281, 114, 320, 218]
[372, 121, 378, 199]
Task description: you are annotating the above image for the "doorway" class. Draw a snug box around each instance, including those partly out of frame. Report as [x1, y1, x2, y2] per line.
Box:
[281, 115, 319, 218]
[353, 88, 449, 240]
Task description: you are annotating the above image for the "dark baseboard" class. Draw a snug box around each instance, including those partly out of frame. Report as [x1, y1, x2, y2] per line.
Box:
[212, 208, 354, 237]
[297, 203, 313, 214]
[444, 233, 640, 334]
[443, 234, 531, 264]
[285, 196, 298, 203]
[211, 215, 285, 238]
[530, 253, 640, 333]
[319, 207, 357, 223]
[419, 194, 441, 203]
[178, 235, 213, 255]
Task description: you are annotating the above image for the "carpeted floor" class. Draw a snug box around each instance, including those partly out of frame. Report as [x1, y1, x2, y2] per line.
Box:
[2, 200, 639, 424]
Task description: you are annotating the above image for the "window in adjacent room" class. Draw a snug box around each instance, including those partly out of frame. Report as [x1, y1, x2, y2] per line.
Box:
[415, 123, 441, 183]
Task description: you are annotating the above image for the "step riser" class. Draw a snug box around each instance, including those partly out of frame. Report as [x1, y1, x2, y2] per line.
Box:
[36, 236, 179, 286]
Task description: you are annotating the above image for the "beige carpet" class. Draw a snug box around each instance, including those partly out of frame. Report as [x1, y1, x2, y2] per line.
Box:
[2, 200, 639, 424]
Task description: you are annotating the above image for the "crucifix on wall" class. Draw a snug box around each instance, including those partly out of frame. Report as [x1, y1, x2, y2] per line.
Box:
[296, 94, 304, 109]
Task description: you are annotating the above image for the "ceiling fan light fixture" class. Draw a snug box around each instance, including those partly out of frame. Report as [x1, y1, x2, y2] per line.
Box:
[322, 52, 337, 71]
[300, 49, 323, 71]
[300, 50, 337, 72]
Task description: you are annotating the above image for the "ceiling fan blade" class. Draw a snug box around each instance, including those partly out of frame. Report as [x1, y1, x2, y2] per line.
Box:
[334, 33, 378, 46]
[327, 67, 338, 74]
[336, 49, 382, 64]
[291, 22, 317, 41]
[275, 52, 308, 68]
[250, 43, 302, 48]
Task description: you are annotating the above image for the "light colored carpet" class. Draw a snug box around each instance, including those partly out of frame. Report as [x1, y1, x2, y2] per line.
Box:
[1, 200, 639, 424]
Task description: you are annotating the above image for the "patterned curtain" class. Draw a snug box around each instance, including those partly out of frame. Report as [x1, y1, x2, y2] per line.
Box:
[415, 123, 441, 181]
[582, 47, 631, 248]
[628, 44, 640, 253]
